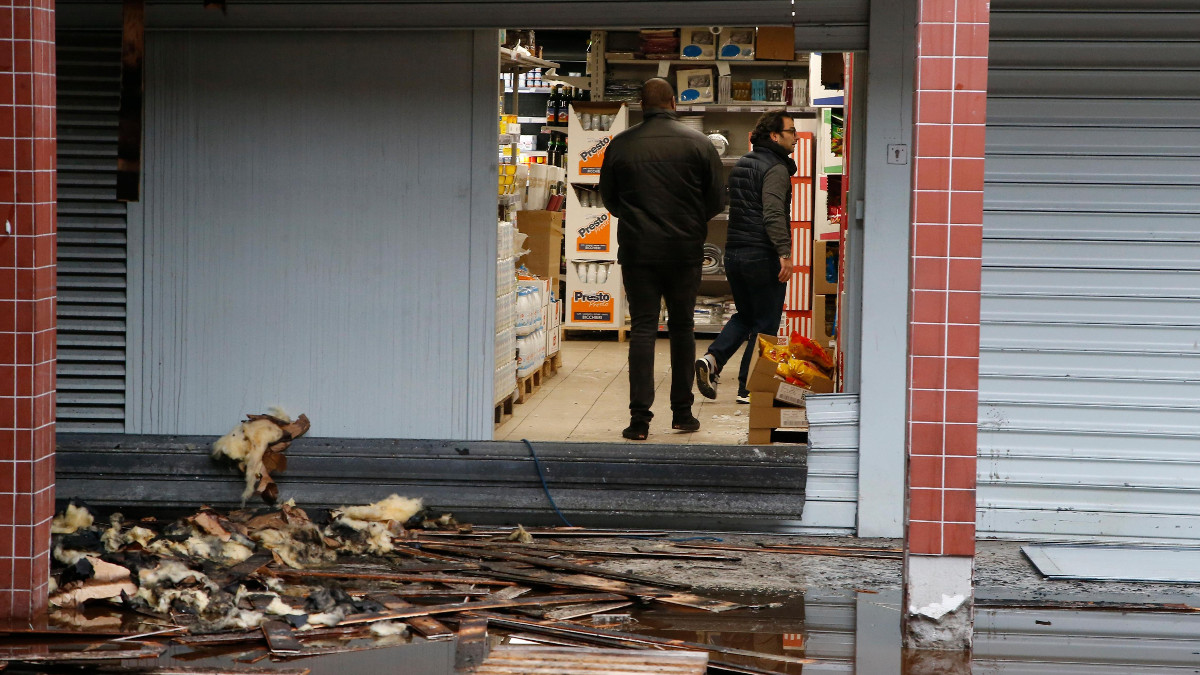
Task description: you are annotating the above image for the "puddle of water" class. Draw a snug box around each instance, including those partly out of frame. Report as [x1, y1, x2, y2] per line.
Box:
[6, 589, 1200, 673]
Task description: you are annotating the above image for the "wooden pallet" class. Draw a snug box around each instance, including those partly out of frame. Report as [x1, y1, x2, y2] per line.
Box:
[515, 368, 544, 404]
[542, 351, 563, 378]
[493, 393, 514, 427]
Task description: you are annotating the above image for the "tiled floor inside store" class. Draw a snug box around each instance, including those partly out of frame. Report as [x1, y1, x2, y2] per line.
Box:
[496, 336, 748, 444]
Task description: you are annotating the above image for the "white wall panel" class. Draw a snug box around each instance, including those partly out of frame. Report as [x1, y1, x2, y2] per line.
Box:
[128, 31, 496, 438]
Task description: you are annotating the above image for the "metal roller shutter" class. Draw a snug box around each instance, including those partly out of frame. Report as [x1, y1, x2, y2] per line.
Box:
[979, 4, 1200, 540]
[120, 0, 869, 50]
[55, 31, 127, 433]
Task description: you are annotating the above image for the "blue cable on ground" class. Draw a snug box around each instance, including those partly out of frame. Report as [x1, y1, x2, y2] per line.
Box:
[523, 438, 574, 527]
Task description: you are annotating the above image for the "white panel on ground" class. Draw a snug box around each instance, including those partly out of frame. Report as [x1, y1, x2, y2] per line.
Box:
[1022, 544, 1200, 583]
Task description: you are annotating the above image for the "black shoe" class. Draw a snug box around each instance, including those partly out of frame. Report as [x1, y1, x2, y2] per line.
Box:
[672, 414, 701, 432]
[736, 393, 751, 404]
[695, 354, 719, 400]
[622, 420, 649, 441]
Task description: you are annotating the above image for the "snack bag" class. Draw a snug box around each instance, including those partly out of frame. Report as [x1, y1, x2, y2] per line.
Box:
[788, 332, 834, 373]
[758, 335, 788, 363]
[787, 358, 828, 386]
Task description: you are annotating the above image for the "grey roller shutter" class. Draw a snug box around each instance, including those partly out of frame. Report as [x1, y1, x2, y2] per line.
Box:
[979, 3, 1200, 540]
[61, 0, 870, 50]
[55, 31, 127, 433]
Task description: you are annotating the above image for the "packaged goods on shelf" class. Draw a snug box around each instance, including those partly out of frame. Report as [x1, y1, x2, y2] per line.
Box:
[495, 290, 516, 333]
[515, 285, 544, 336]
[497, 220, 514, 259]
[677, 68, 715, 104]
[566, 186, 618, 257]
[638, 29, 679, 58]
[567, 103, 629, 184]
[517, 328, 546, 376]
[718, 27, 755, 60]
[494, 326, 515, 367]
[680, 26, 718, 59]
[496, 256, 516, 298]
[564, 266, 624, 329]
[494, 359, 517, 405]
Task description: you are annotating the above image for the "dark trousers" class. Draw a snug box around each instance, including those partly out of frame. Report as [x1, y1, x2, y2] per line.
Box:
[706, 247, 787, 396]
[622, 263, 702, 423]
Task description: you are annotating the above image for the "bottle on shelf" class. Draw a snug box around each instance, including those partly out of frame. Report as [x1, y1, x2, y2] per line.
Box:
[546, 85, 559, 127]
[556, 86, 571, 127]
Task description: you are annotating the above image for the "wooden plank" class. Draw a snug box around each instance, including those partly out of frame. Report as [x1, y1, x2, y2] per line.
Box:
[260, 620, 301, 655]
[337, 593, 628, 627]
[417, 542, 689, 590]
[372, 594, 455, 640]
[454, 617, 489, 671]
[267, 569, 514, 586]
[471, 612, 815, 667]
[476, 646, 707, 674]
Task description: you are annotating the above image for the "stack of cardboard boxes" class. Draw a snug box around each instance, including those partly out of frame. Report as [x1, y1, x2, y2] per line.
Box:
[515, 210, 564, 360]
[744, 334, 834, 445]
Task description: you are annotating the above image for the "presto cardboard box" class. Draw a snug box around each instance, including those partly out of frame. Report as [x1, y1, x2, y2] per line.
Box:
[567, 103, 629, 184]
[564, 264, 624, 329]
[566, 186, 618, 258]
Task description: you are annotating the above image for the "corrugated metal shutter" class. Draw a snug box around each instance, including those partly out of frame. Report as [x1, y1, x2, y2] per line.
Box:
[979, 4, 1200, 540]
[55, 31, 127, 433]
[112, 0, 869, 50]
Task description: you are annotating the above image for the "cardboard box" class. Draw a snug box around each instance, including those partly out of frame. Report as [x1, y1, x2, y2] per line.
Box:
[749, 404, 809, 429]
[680, 26, 717, 59]
[516, 211, 564, 287]
[564, 264, 624, 329]
[746, 334, 834, 403]
[567, 103, 629, 184]
[813, 241, 838, 295]
[546, 324, 561, 356]
[756, 27, 795, 61]
[717, 27, 756, 60]
[812, 293, 835, 346]
[565, 187, 619, 258]
[677, 68, 715, 104]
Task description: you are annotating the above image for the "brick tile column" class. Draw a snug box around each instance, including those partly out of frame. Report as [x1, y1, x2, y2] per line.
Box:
[1, 0, 58, 619]
[903, 0, 988, 650]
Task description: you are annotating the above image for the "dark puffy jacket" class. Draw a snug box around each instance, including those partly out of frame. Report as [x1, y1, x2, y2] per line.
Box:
[726, 144, 794, 252]
[599, 109, 725, 266]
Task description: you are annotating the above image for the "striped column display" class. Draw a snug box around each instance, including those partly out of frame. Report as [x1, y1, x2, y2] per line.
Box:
[781, 130, 815, 337]
[1, 0, 59, 619]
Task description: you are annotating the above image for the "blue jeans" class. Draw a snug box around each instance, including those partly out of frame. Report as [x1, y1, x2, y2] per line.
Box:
[706, 247, 787, 396]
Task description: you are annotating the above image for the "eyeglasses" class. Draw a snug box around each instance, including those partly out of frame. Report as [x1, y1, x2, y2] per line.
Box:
[779, 128, 796, 135]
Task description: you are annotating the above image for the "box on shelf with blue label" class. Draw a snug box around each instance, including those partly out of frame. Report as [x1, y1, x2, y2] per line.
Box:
[567, 103, 629, 184]
[566, 185, 619, 258]
[564, 262, 624, 329]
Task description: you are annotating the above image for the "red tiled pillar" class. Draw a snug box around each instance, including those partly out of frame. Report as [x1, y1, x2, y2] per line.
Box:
[903, 0, 988, 650]
[1, 0, 58, 619]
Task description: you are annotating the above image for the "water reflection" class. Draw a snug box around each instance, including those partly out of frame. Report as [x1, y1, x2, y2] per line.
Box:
[3, 590, 1200, 674]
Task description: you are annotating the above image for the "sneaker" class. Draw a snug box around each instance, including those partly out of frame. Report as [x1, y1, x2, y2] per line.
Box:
[672, 413, 701, 432]
[695, 354, 719, 400]
[736, 393, 751, 404]
[622, 420, 649, 441]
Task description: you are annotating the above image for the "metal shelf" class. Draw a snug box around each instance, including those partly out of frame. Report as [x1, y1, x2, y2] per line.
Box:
[607, 58, 808, 67]
[627, 103, 816, 114]
[500, 47, 561, 74]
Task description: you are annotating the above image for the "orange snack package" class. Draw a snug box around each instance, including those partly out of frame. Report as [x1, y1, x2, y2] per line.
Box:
[788, 332, 834, 373]
[758, 335, 788, 363]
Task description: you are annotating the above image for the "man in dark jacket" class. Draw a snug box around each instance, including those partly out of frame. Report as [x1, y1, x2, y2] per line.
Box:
[695, 110, 797, 403]
[600, 78, 725, 441]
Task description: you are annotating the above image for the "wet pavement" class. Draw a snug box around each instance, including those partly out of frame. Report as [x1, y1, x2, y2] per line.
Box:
[5, 589, 1200, 673]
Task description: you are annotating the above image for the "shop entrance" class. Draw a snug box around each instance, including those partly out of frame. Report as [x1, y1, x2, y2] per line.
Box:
[492, 29, 855, 448]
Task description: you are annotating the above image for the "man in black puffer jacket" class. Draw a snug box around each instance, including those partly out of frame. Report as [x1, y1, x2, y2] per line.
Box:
[600, 78, 725, 441]
[695, 110, 797, 404]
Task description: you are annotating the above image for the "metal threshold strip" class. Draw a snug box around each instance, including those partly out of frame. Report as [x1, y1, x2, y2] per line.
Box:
[1023, 543, 1200, 583]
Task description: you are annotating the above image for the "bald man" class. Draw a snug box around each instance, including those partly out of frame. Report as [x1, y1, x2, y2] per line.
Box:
[599, 78, 726, 441]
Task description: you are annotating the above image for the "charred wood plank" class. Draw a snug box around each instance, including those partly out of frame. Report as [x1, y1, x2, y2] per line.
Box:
[337, 593, 627, 626]
[372, 594, 455, 640]
[260, 620, 302, 655]
[453, 617, 489, 671]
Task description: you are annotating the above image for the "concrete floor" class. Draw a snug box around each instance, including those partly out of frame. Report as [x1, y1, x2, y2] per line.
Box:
[496, 336, 751, 444]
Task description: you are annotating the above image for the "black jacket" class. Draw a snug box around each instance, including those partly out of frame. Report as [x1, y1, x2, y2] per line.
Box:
[726, 139, 796, 256]
[599, 109, 725, 266]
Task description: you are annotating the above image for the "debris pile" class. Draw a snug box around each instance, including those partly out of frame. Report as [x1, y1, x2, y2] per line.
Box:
[22, 498, 837, 673]
[212, 410, 311, 502]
